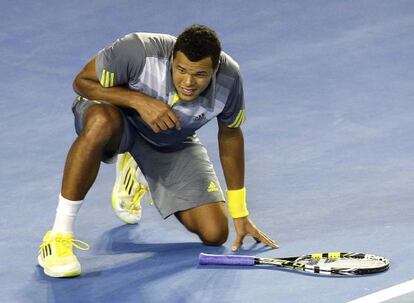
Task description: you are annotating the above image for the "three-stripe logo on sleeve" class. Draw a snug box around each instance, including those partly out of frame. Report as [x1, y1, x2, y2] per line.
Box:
[100, 69, 115, 87]
[228, 109, 246, 128]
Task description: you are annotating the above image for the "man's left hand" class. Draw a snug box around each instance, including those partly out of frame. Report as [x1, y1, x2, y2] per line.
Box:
[232, 216, 279, 251]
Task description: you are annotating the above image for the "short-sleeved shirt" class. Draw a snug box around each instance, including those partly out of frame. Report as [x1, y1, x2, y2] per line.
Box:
[94, 32, 245, 152]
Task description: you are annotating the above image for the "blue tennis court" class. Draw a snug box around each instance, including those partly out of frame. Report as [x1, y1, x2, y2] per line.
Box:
[1, 1, 414, 302]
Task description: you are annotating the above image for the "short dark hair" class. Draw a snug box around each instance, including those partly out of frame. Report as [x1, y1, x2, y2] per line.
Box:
[173, 24, 222, 69]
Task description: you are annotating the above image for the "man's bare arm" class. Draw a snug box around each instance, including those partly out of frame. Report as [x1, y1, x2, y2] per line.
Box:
[73, 58, 180, 133]
[218, 121, 278, 251]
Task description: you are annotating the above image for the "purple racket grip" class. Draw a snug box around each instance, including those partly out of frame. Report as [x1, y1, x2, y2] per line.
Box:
[199, 253, 256, 266]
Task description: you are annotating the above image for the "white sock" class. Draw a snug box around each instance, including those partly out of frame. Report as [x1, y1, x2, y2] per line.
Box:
[51, 194, 83, 235]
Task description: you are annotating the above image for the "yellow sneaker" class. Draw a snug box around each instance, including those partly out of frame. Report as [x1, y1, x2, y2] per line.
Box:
[112, 152, 152, 224]
[38, 231, 90, 278]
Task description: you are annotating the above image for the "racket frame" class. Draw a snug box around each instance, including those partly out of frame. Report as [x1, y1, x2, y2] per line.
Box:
[199, 252, 390, 276]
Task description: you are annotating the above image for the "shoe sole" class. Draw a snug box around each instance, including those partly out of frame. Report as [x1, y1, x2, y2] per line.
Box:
[38, 255, 81, 278]
[112, 153, 141, 224]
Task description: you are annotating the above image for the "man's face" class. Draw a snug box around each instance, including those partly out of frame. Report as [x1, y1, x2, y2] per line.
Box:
[172, 51, 216, 102]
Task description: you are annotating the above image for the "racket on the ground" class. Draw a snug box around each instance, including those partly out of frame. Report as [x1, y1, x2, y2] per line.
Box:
[199, 252, 390, 276]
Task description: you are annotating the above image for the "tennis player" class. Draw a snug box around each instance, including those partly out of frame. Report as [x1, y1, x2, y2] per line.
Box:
[38, 24, 278, 278]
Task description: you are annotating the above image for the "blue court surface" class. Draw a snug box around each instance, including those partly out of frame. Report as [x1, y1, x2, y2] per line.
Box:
[1, 1, 414, 302]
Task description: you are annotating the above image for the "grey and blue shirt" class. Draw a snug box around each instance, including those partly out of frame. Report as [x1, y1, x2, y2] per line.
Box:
[95, 32, 245, 151]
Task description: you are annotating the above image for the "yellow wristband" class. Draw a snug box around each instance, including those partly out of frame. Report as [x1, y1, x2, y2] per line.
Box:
[227, 187, 249, 218]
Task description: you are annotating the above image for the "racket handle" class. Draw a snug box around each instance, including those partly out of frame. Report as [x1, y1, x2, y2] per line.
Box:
[199, 253, 256, 266]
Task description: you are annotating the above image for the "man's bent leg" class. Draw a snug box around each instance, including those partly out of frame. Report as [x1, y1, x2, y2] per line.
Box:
[61, 104, 124, 200]
[175, 202, 229, 246]
[39, 103, 124, 278]
[58, 103, 124, 233]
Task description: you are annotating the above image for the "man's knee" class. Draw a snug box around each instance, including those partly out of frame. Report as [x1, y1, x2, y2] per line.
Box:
[81, 104, 123, 145]
[176, 202, 229, 246]
[199, 221, 229, 246]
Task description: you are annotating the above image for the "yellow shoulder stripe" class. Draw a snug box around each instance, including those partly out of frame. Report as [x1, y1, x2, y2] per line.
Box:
[100, 69, 115, 87]
[172, 93, 180, 107]
[228, 109, 245, 128]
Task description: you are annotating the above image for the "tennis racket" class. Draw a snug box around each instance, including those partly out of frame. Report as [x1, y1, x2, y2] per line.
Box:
[199, 252, 390, 276]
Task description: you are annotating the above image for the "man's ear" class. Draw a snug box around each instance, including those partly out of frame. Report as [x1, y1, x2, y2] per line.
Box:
[217, 58, 222, 71]
[213, 60, 220, 74]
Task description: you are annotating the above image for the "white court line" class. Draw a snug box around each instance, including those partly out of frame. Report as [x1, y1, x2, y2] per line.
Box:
[347, 279, 414, 303]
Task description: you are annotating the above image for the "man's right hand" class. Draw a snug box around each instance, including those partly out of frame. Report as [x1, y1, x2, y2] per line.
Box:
[133, 97, 181, 133]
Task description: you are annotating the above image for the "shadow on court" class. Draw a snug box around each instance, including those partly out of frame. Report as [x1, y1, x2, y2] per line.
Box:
[27, 224, 230, 303]
[94, 224, 275, 255]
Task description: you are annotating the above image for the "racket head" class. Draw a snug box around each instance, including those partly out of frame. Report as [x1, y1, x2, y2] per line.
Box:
[258, 252, 390, 275]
